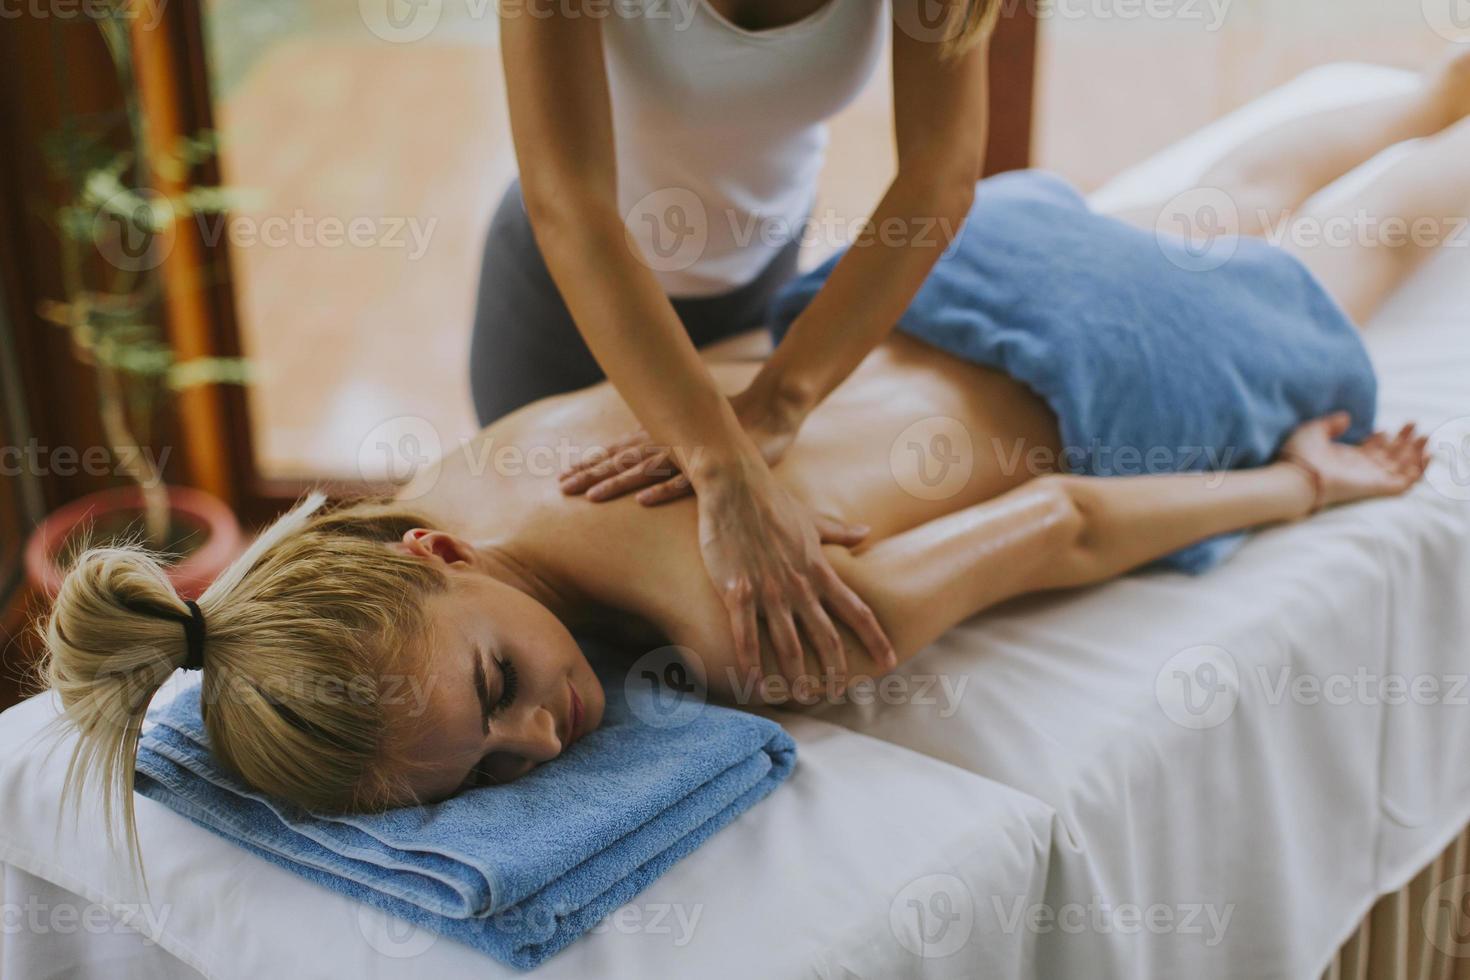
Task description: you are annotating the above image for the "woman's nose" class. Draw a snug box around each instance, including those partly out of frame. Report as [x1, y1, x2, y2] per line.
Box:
[497, 705, 563, 763]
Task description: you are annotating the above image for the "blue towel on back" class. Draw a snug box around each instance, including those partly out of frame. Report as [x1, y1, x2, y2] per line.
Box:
[135, 674, 795, 969]
[770, 170, 1379, 573]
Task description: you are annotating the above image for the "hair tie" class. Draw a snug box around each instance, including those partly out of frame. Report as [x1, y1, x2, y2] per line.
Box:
[180, 600, 207, 671]
[122, 597, 208, 671]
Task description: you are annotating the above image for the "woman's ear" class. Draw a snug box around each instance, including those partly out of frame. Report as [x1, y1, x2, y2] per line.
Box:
[397, 528, 477, 567]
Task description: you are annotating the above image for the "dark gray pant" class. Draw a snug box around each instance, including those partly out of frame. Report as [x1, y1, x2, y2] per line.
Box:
[469, 180, 802, 426]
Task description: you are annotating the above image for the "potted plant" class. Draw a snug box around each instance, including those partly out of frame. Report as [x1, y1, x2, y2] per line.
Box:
[24, 3, 249, 600]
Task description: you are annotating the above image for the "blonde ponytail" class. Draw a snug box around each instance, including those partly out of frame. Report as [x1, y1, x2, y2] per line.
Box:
[43, 492, 449, 868]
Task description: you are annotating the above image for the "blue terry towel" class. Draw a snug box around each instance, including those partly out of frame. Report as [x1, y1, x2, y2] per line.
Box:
[770, 170, 1379, 573]
[135, 677, 796, 969]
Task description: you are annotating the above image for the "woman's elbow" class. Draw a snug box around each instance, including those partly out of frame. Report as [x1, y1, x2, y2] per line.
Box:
[896, 155, 980, 219]
[1022, 475, 1093, 589]
[518, 176, 620, 254]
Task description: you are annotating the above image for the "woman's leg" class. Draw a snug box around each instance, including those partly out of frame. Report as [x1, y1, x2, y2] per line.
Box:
[1192, 55, 1470, 234]
[469, 180, 607, 425]
[1280, 113, 1470, 324]
[1107, 52, 1470, 237]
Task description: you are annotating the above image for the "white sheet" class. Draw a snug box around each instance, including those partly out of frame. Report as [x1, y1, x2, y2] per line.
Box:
[2, 63, 1467, 980]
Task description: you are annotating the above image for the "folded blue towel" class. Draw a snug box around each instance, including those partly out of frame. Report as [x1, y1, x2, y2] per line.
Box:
[135, 671, 795, 969]
[770, 170, 1379, 573]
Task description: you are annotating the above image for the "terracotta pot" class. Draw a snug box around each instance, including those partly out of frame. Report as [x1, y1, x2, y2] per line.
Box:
[25, 485, 243, 600]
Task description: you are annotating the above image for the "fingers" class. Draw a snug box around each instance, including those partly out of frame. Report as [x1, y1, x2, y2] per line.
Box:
[559, 431, 646, 479]
[1397, 431, 1429, 483]
[819, 564, 897, 670]
[1325, 410, 1353, 437]
[559, 433, 654, 495]
[721, 579, 759, 679]
[585, 452, 679, 502]
[636, 474, 694, 507]
[812, 513, 871, 548]
[764, 596, 807, 693]
[1371, 423, 1430, 491]
[790, 579, 847, 691]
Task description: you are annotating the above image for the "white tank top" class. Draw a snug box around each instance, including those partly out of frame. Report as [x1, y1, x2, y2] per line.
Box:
[602, 0, 888, 296]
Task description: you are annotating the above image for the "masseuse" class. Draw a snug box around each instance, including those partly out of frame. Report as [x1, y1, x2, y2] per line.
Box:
[471, 0, 999, 676]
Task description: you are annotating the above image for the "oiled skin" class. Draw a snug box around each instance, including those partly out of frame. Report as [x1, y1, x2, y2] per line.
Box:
[406, 334, 1062, 692]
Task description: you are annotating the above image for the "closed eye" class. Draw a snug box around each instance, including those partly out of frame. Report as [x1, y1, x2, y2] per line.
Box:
[490, 656, 519, 718]
[473, 647, 520, 735]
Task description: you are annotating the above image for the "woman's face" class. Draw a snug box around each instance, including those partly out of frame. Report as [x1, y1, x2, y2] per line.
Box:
[393, 530, 606, 802]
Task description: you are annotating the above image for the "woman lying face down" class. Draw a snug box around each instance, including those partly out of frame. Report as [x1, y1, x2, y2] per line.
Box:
[41, 353, 1430, 842]
[45, 54, 1470, 850]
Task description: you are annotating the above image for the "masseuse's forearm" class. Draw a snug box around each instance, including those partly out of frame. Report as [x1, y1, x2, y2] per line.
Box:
[755, 169, 978, 415]
[523, 187, 754, 479]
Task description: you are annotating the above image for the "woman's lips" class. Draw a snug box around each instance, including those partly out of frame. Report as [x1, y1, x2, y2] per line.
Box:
[568, 681, 585, 744]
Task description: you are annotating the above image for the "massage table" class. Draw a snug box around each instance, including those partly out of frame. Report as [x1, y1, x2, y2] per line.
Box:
[3, 63, 1468, 979]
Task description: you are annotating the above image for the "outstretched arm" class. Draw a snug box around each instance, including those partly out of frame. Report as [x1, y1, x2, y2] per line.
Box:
[748, 414, 1429, 701]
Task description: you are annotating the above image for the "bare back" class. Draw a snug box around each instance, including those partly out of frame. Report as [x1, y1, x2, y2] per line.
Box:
[405, 335, 1060, 656]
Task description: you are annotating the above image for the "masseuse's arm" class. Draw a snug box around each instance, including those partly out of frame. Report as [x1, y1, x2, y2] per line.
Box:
[499, 6, 894, 681]
[743, 2, 994, 439]
[706, 415, 1430, 704]
[563, 2, 994, 505]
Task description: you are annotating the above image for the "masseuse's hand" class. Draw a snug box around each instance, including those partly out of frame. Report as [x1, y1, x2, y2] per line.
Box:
[559, 380, 801, 506]
[694, 454, 896, 688]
